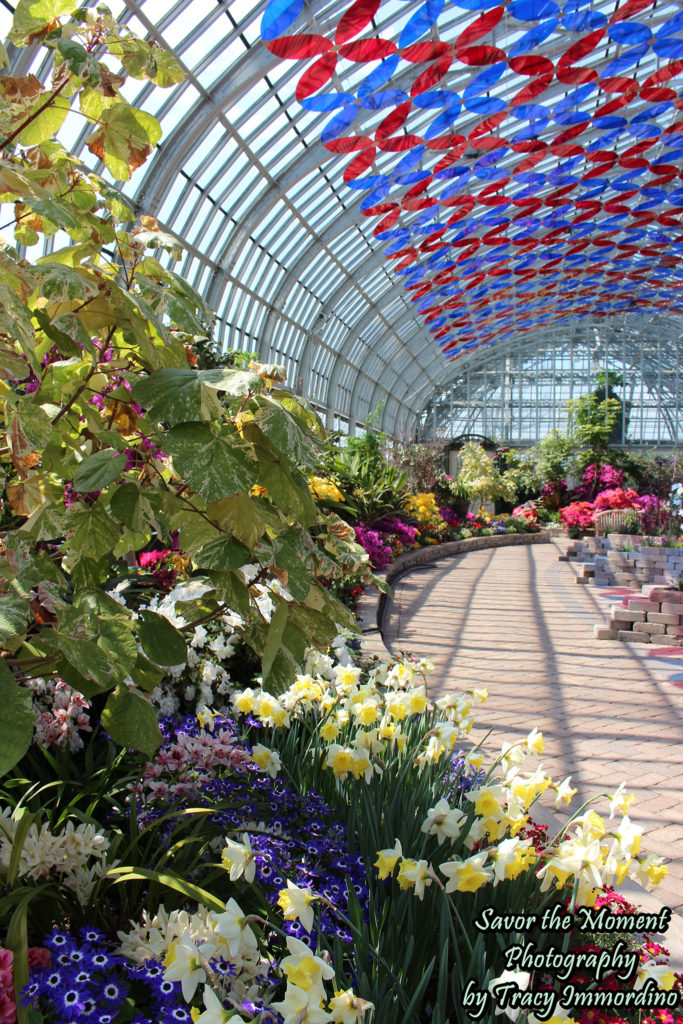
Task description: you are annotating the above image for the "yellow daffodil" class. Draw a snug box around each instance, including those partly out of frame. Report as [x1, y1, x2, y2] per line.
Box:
[440, 851, 493, 893]
[281, 935, 335, 995]
[329, 988, 375, 1023]
[609, 781, 635, 819]
[634, 962, 677, 991]
[320, 719, 340, 742]
[375, 838, 402, 880]
[553, 776, 577, 807]
[277, 881, 317, 933]
[251, 743, 281, 778]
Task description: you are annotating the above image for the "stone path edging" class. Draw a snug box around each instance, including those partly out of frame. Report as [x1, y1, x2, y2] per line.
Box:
[357, 531, 550, 660]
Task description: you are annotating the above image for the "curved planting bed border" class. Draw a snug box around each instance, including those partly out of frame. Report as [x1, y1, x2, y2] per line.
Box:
[357, 531, 551, 660]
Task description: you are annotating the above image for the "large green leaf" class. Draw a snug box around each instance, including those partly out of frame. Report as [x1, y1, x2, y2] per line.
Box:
[97, 616, 138, 681]
[169, 509, 218, 557]
[165, 423, 254, 503]
[205, 570, 250, 621]
[33, 309, 83, 358]
[131, 368, 224, 426]
[22, 502, 68, 543]
[86, 103, 162, 181]
[196, 535, 251, 572]
[205, 494, 265, 549]
[6, 397, 52, 456]
[0, 279, 35, 354]
[137, 610, 187, 667]
[0, 662, 34, 777]
[47, 631, 118, 692]
[130, 652, 165, 694]
[0, 345, 30, 381]
[262, 645, 299, 697]
[33, 263, 98, 303]
[109, 482, 159, 532]
[255, 444, 317, 527]
[101, 686, 161, 757]
[0, 594, 29, 645]
[262, 599, 287, 680]
[10, 0, 80, 42]
[18, 91, 70, 145]
[271, 528, 312, 602]
[73, 449, 128, 492]
[251, 396, 321, 467]
[68, 504, 119, 559]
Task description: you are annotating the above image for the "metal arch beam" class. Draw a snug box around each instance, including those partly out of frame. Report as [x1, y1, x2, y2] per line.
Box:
[346, 317, 445, 427]
[131, 40, 284, 215]
[202, 142, 342, 305]
[242, 202, 369, 365]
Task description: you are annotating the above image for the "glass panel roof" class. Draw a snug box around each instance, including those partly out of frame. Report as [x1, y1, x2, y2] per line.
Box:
[6, 0, 683, 434]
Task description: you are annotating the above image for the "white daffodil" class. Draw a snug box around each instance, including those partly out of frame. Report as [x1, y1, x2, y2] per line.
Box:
[420, 798, 465, 846]
[271, 982, 332, 1024]
[329, 988, 375, 1023]
[553, 776, 577, 808]
[210, 898, 257, 959]
[440, 851, 493, 893]
[280, 935, 335, 999]
[277, 880, 317, 933]
[163, 932, 216, 1003]
[221, 833, 255, 883]
[610, 814, 642, 858]
[488, 969, 531, 1022]
[634, 961, 677, 990]
[196, 985, 247, 1024]
[525, 728, 544, 754]
[251, 743, 282, 778]
[609, 781, 634, 819]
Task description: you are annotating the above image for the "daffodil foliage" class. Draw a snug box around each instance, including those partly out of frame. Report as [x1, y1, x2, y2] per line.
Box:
[0, 0, 364, 770]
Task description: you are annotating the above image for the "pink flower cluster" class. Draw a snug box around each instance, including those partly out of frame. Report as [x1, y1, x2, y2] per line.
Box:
[134, 727, 252, 806]
[577, 463, 624, 497]
[512, 503, 538, 522]
[593, 487, 641, 511]
[353, 524, 394, 571]
[560, 501, 596, 530]
[31, 679, 92, 752]
[0, 948, 16, 1024]
[561, 489, 661, 533]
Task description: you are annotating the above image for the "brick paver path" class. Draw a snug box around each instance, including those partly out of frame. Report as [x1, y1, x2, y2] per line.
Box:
[382, 538, 683, 913]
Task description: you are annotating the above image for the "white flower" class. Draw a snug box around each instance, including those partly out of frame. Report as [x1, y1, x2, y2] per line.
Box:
[488, 969, 531, 1021]
[163, 932, 216, 1002]
[211, 898, 257, 959]
[271, 983, 331, 1024]
[251, 744, 281, 778]
[277, 880, 317, 933]
[191, 625, 208, 648]
[634, 961, 677, 990]
[421, 799, 465, 846]
[280, 935, 335, 999]
[196, 985, 245, 1024]
[329, 988, 374, 1023]
[221, 834, 255, 883]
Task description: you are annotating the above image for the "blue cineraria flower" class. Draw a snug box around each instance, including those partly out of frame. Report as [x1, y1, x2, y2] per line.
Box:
[59, 986, 87, 1019]
[101, 979, 128, 1005]
[44, 931, 73, 952]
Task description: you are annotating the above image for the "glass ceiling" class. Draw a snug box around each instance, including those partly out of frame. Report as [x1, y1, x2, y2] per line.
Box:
[6, 0, 683, 437]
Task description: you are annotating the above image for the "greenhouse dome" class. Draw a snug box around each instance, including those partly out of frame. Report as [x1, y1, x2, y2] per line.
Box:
[5, 0, 683, 440]
[4, 1, 683, 1014]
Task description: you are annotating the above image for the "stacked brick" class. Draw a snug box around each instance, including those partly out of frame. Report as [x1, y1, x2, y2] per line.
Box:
[594, 587, 683, 644]
[562, 537, 683, 588]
